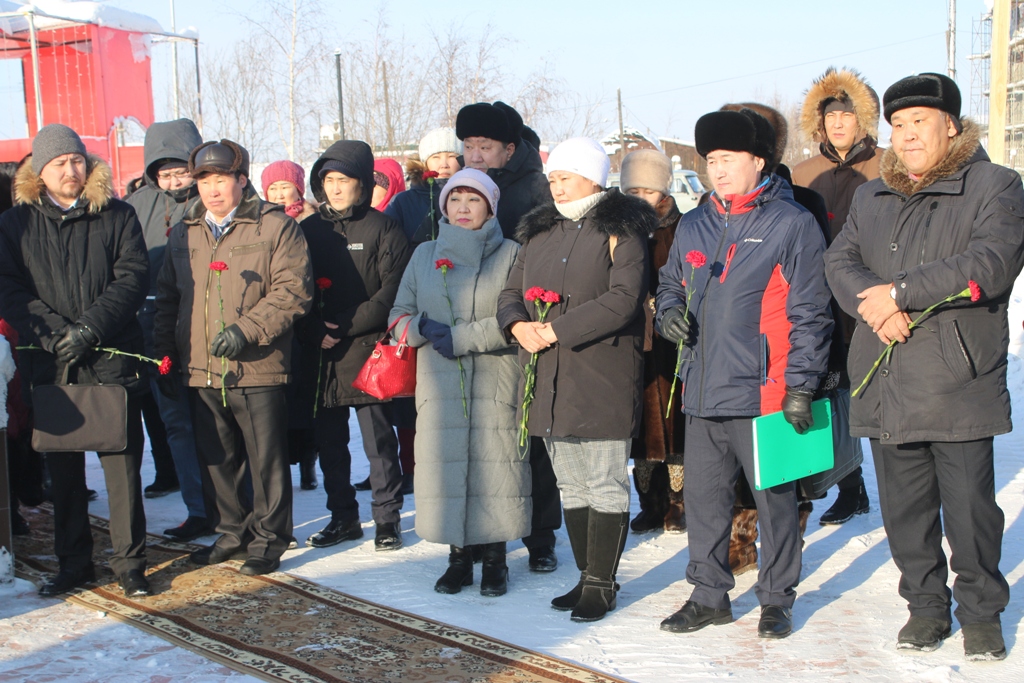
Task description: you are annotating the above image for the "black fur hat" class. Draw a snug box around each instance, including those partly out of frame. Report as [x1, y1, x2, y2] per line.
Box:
[883, 73, 961, 123]
[456, 103, 512, 144]
[521, 124, 541, 151]
[694, 109, 775, 162]
[493, 101, 523, 145]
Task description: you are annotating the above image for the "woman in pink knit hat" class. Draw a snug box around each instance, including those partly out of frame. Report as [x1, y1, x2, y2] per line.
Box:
[262, 160, 317, 222]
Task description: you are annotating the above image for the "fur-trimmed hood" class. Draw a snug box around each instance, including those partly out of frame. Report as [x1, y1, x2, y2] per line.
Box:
[879, 118, 981, 196]
[14, 154, 113, 214]
[800, 68, 880, 142]
[515, 188, 656, 244]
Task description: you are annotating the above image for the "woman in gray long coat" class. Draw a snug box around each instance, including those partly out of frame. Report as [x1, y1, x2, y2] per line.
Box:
[389, 168, 529, 597]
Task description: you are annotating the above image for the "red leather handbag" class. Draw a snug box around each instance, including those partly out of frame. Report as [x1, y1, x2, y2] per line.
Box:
[352, 315, 417, 400]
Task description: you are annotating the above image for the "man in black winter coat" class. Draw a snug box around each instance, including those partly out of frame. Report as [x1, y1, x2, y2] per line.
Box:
[826, 74, 1023, 661]
[0, 124, 151, 598]
[297, 140, 411, 552]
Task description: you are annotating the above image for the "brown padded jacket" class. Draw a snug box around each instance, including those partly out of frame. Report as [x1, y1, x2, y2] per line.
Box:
[154, 184, 313, 389]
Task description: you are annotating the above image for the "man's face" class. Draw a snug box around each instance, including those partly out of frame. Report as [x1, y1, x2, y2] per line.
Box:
[197, 172, 246, 220]
[705, 150, 764, 198]
[890, 107, 958, 176]
[462, 137, 514, 171]
[40, 153, 87, 202]
[824, 110, 862, 153]
[626, 187, 664, 209]
[322, 171, 362, 212]
[157, 166, 194, 191]
[548, 172, 601, 203]
[426, 152, 461, 178]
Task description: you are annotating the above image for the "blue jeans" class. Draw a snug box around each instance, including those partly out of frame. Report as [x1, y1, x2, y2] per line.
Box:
[139, 301, 207, 519]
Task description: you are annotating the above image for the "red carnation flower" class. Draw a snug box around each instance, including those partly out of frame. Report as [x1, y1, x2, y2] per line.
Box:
[969, 280, 981, 302]
[827, 212, 836, 222]
[165, 226, 173, 237]
[685, 250, 707, 269]
[209, 261, 228, 272]
[422, 170, 440, 180]
[541, 290, 561, 304]
[435, 258, 454, 271]
[316, 277, 333, 290]
[524, 286, 546, 302]
[158, 356, 173, 376]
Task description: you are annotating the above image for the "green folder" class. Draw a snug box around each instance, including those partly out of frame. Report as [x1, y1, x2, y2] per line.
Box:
[752, 398, 834, 490]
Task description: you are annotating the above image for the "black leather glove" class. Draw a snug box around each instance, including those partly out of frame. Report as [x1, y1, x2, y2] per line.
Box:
[54, 324, 99, 366]
[658, 306, 695, 346]
[210, 324, 248, 359]
[156, 373, 180, 401]
[781, 387, 815, 435]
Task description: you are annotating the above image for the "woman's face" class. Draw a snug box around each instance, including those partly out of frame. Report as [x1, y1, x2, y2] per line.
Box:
[548, 171, 602, 203]
[626, 187, 664, 209]
[372, 184, 388, 208]
[426, 152, 461, 178]
[266, 181, 301, 206]
[446, 189, 491, 230]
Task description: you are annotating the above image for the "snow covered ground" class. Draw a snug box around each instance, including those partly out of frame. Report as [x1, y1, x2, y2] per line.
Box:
[5, 282, 1024, 682]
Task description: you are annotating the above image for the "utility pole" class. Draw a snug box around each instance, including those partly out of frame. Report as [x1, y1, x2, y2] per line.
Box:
[947, 0, 957, 80]
[334, 49, 345, 140]
[170, 0, 179, 118]
[991, 0, 1009, 165]
[382, 61, 394, 153]
[617, 88, 625, 170]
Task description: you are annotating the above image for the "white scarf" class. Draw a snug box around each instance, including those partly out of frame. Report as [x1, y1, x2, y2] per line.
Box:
[555, 191, 606, 222]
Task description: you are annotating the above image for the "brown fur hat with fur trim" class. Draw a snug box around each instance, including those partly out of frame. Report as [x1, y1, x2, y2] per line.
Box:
[189, 139, 250, 178]
[720, 102, 788, 172]
[800, 67, 880, 142]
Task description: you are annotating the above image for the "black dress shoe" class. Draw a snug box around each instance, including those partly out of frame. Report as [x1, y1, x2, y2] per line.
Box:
[144, 480, 180, 499]
[757, 605, 793, 639]
[375, 522, 403, 551]
[86, 489, 98, 502]
[239, 556, 280, 576]
[118, 569, 151, 597]
[190, 543, 247, 566]
[306, 518, 364, 548]
[897, 615, 952, 652]
[660, 600, 734, 633]
[528, 545, 558, 572]
[353, 476, 371, 491]
[164, 516, 216, 542]
[39, 565, 96, 597]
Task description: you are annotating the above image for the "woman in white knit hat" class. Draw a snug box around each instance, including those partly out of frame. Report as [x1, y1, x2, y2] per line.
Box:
[496, 137, 657, 622]
[385, 127, 462, 245]
[389, 168, 527, 598]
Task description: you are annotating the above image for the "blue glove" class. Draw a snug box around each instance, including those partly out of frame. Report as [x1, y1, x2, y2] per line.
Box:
[419, 317, 455, 359]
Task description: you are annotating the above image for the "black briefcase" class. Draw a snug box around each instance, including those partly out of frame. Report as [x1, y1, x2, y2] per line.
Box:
[31, 366, 128, 453]
[799, 387, 863, 499]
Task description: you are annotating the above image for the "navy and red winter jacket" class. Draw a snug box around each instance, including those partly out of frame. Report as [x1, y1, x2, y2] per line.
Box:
[655, 174, 833, 418]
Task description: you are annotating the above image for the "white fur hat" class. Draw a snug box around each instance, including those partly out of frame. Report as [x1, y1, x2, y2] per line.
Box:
[419, 128, 462, 163]
[545, 137, 610, 188]
[439, 168, 500, 219]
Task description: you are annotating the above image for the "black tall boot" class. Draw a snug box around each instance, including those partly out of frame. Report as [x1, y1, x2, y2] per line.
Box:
[434, 546, 473, 594]
[571, 510, 629, 623]
[551, 507, 590, 610]
[480, 542, 508, 597]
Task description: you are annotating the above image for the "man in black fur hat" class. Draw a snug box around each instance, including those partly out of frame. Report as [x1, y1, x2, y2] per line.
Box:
[656, 108, 833, 640]
[826, 73, 1021, 661]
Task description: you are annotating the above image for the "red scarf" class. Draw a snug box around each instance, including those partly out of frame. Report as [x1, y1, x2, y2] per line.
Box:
[710, 179, 769, 216]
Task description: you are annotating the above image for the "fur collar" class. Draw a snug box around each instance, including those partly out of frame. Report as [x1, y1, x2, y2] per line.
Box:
[14, 154, 113, 214]
[515, 188, 657, 244]
[879, 118, 980, 196]
[800, 68, 879, 142]
[655, 194, 682, 231]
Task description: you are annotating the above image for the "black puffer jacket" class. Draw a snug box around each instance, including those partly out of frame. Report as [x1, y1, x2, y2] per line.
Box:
[825, 120, 1024, 444]
[0, 156, 149, 398]
[496, 189, 653, 439]
[296, 140, 412, 407]
[487, 139, 552, 240]
[125, 118, 202, 297]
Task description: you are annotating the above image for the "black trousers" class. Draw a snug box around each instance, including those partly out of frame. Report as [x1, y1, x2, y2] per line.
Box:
[140, 389, 177, 486]
[315, 403, 402, 525]
[192, 386, 292, 560]
[48, 399, 146, 575]
[871, 438, 1009, 625]
[683, 415, 801, 609]
[522, 436, 562, 549]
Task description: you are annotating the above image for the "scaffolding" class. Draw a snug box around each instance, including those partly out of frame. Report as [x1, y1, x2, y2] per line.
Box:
[970, 1, 1024, 173]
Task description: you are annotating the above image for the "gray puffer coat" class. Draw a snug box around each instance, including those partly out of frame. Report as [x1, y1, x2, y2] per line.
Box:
[388, 217, 529, 547]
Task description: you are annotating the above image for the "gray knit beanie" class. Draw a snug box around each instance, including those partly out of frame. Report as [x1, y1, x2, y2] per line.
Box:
[32, 124, 87, 175]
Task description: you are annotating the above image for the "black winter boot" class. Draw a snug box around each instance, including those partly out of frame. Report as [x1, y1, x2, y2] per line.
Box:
[479, 542, 508, 597]
[570, 510, 629, 623]
[819, 483, 869, 525]
[299, 450, 318, 491]
[551, 507, 590, 610]
[434, 546, 473, 594]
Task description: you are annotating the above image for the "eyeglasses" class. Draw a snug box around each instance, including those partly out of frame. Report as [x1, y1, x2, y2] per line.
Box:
[157, 170, 192, 181]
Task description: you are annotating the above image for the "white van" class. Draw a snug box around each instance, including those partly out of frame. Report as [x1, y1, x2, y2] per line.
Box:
[606, 169, 706, 213]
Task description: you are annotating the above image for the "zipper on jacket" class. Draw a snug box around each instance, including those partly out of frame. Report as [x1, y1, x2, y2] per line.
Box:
[698, 202, 733, 415]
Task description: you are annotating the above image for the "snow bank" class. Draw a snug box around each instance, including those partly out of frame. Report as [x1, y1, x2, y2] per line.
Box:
[26, 1, 165, 34]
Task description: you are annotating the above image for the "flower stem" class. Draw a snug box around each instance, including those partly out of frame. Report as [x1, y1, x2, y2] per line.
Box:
[441, 267, 468, 418]
[218, 272, 227, 407]
[665, 265, 697, 418]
